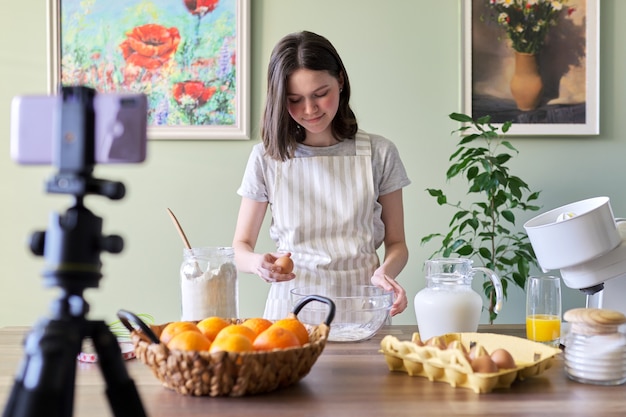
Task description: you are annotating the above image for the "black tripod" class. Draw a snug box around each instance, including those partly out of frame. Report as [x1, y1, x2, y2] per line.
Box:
[2, 87, 147, 417]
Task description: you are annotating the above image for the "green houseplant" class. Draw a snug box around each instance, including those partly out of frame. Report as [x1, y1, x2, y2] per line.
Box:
[421, 113, 541, 323]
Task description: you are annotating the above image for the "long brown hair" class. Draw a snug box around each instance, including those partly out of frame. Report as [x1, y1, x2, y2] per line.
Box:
[261, 31, 358, 161]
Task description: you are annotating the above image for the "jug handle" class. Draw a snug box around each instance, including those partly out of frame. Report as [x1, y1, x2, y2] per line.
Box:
[473, 267, 504, 314]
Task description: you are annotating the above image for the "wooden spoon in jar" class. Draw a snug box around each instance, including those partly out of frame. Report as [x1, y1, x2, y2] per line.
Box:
[166, 208, 193, 250]
[166, 208, 202, 275]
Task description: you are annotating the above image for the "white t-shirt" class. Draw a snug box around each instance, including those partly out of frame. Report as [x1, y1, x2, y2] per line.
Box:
[237, 131, 411, 249]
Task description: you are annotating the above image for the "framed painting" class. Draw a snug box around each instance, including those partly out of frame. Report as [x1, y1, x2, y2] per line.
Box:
[462, 0, 599, 135]
[48, 0, 250, 140]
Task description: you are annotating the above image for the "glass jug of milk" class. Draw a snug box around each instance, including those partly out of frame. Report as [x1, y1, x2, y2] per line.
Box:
[414, 258, 503, 341]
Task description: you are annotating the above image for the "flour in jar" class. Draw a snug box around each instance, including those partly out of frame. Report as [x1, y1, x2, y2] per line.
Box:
[180, 261, 238, 321]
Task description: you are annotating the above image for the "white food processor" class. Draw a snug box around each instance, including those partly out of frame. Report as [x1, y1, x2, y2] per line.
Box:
[524, 196, 626, 316]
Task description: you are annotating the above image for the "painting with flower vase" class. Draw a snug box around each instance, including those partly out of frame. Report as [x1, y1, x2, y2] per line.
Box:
[462, 0, 599, 135]
[48, 0, 250, 139]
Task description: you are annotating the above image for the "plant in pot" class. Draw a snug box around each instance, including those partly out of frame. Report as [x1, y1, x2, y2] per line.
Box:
[421, 113, 541, 323]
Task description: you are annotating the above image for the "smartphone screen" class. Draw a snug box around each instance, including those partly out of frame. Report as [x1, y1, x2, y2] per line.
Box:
[10, 93, 148, 164]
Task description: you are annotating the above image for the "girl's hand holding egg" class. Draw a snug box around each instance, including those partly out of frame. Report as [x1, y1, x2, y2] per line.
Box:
[258, 253, 295, 283]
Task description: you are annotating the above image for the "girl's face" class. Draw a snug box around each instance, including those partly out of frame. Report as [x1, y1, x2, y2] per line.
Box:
[286, 68, 342, 141]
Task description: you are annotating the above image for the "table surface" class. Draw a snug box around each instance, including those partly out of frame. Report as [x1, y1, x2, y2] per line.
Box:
[1, 324, 625, 417]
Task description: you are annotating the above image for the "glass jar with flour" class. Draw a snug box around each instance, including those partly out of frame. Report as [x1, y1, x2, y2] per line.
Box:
[180, 247, 238, 320]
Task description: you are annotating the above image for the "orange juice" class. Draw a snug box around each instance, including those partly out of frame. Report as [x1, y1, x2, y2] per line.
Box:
[526, 314, 560, 343]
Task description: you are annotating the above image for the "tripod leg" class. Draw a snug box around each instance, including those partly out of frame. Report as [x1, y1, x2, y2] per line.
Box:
[90, 321, 147, 417]
[2, 319, 81, 417]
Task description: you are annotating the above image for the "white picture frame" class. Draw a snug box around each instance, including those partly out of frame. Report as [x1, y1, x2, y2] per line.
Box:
[462, 0, 599, 135]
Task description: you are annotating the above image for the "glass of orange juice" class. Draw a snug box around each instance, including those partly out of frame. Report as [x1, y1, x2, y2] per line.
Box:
[526, 275, 561, 347]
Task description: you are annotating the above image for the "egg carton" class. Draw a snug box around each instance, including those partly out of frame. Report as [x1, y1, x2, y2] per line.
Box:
[380, 332, 562, 394]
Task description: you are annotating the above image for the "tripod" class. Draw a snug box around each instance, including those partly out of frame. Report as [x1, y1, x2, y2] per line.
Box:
[2, 87, 147, 417]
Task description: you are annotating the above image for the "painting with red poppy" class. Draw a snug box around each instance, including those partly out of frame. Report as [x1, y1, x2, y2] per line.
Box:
[48, 0, 250, 139]
[462, 0, 599, 135]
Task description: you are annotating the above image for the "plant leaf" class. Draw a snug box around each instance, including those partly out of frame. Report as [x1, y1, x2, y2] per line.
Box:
[449, 112, 473, 123]
[426, 188, 443, 197]
[456, 245, 474, 256]
[501, 210, 515, 223]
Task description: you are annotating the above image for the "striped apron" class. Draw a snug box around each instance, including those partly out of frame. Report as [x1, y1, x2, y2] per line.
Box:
[263, 131, 379, 320]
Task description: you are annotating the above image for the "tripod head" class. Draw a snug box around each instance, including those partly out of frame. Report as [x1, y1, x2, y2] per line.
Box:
[45, 86, 126, 199]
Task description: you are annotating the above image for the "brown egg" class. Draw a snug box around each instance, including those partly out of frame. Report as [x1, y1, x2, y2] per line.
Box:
[274, 256, 294, 273]
[490, 348, 516, 369]
[471, 354, 499, 373]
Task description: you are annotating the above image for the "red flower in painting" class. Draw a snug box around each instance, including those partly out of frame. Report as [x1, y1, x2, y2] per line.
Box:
[119, 24, 181, 70]
[172, 81, 217, 107]
[183, 0, 220, 17]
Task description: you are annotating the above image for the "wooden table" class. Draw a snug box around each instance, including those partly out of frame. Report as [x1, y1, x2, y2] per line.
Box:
[1, 325, 625, 416]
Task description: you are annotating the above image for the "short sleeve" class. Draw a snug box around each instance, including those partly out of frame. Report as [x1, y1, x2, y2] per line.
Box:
[371, 135, 411, 196]
[236, 144, 269, 202]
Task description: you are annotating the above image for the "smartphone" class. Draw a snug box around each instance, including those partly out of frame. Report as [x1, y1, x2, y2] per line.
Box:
[10, 92, 148, 164]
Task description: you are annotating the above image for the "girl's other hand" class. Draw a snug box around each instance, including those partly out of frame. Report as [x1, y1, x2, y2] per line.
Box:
[371, 272, 407, 316]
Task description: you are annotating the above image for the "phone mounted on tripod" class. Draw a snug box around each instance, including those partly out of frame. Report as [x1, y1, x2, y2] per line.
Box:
[2, 86, 149, 417]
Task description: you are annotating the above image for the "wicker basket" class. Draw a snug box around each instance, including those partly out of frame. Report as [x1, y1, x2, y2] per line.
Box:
[118, 295, 335, 397]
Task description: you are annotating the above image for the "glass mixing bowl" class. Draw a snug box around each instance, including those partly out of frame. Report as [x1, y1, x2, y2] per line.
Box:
[290, 285, 393, 342]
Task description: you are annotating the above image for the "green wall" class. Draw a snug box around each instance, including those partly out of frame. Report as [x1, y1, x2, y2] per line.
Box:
[2, 1, 622, 327]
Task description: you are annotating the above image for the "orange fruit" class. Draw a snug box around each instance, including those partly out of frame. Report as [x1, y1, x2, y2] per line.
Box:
[167, 330, 212, 351]
[241, 317, 273, 337]
[253, 326, 301, 351]
[214, 324, 256, 343]
[159, 321, 201, 345]
[271, 318, 309, 345]
[197, 316, 230, 341]
[274, 256, 294, 273]
[209, 333, 253, 353]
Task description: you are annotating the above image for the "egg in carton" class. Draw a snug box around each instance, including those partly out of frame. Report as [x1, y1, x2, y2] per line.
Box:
[380, 332, 562, 394]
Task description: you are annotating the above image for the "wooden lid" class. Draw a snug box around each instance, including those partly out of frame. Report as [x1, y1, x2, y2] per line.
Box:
[564, 308, 626, 328]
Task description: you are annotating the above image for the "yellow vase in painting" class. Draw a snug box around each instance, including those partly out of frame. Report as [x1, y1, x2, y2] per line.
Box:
[510, 52, 543, 111]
